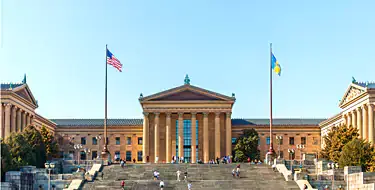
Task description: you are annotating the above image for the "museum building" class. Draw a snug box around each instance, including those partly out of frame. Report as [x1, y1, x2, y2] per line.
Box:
[1, 75, 329, 163]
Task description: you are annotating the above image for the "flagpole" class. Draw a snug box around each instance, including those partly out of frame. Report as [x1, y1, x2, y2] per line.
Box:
[269, 43, 274, 154]
[103, 44, 108, 153]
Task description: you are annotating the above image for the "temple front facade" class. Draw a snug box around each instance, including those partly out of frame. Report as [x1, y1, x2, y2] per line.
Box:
[7, 75, 374, 163]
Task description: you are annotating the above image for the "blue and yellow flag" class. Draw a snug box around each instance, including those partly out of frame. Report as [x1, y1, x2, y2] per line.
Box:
[271, 53, 281, 76]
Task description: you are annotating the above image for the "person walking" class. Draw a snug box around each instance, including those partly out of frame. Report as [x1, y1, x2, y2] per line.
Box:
[159, 180, 165, 190]
[184, 171, 188, 181]
[121, 181, 125, 190]
[187, 182, 192, 190]
[176, 170, 181, 181]
[236, 164, 241, 178]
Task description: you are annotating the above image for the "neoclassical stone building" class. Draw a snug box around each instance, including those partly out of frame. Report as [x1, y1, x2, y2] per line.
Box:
[1, 75, 323, 163]
[320, 79, 375, 147]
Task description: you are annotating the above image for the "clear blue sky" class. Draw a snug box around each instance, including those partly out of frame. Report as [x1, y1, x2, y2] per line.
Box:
[1, 1, 374, 119]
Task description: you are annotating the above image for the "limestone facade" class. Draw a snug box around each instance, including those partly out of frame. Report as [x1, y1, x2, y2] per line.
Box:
[320, 80, 375, 147]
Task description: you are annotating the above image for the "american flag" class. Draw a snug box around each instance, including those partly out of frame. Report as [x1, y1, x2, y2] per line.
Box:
[106, 48, 122, 72]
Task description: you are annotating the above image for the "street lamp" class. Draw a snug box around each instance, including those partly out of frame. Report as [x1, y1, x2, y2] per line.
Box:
[45, 162, 55, 190]
[276, 136, 283, 159]
[74, 144, 83, 165]
[95, 135, 102, 159]
[287, 149, 295, 171]
[296, 144, 305, 168]
[84, 148, 91, 172]
[327, 162, 339, 190]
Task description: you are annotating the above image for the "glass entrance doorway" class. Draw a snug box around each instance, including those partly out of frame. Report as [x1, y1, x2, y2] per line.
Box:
[176, 120, 198, 163]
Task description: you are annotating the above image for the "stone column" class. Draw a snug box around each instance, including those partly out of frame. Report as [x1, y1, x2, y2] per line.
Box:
[352, 110, 357, 130]
[342, 114, 347, 126]
[357, 107, 362, 139]
[22, 111, 27, 131]
[142, 112, 149, 163]
[368, 104, 374, 144]
[203, 112, 209, 163]
[17, 109, 22, 133]
[191, 112, 197, 163]
[27, 113, 31, 126]
[178, 113, 184, 158]
[154, 112, 160, 163]
[226, 112, 232, 156]
[0, 104, 3, 139]
[4, 103, 12, 138]
[11, 106, 17, 133]
[166, 113, 172, 163]
[362, 105, 368, 141]
[347, 113, 352, 127]
[215, 112, 221, 158]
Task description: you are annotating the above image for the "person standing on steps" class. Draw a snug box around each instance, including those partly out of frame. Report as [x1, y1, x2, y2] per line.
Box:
[187, 182, 192, 190]
[101, 172, 104, 180]
[121, 180, 125, 189]
[236, 164, 241, 178]
[159, 180, 165, 190]
[184, 171, 188, 181]
[176, 170, 181, 181]
[147, 155, 149, 163]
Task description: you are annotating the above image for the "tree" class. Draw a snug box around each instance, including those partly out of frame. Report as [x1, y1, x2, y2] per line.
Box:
[320, 125, 359, 162]
[338, 138, 374, 171]
[23, 125, 46, 168]
[40, 126, 59, 159]
[1, 139, 12, 181]
[234, 129, 260, 162]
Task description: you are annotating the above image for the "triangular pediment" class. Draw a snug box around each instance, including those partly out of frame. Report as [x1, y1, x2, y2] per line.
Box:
[13, 84, 38, 107]
[339, 83, 366, 107]
[140, 84, 235, 102]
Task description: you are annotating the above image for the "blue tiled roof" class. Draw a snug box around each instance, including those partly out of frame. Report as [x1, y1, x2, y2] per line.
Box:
[1, 83, 24, 90]
[354, 81, 375, 89]
[51, 119, 143, 127]
[51, 118, 323, 127]
[231, 118, 325, 126]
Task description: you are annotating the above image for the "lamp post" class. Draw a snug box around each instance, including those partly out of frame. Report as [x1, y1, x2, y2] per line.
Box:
[296, 144, 305, 168]
[45, 162, 55, 190]
[327, 162, 339, 190]
[84, 148, 91, 172]
[74, 144, 83, 165]
[276, 136, 283, 159]
[287, 149, 295, 171]
[95, 135, 102, 159]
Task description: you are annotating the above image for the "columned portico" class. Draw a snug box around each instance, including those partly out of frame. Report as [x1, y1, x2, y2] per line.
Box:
[191, 112, 197, 163]
[203, 112, 209, 163]
[154, 112, 160, 163]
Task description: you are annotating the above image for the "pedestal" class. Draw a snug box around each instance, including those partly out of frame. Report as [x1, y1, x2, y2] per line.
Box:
[101, 150, 111, 166]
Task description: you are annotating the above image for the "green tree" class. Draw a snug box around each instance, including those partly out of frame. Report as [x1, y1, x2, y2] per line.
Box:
[40, 126, 59, 159]
[234, 129, 260, 162]
[320, 125, 359, 162]
[1, 139, 12, 181]
[5, 132, 35, 169]
[338, 138, 374, 171]
[23, 125, 46, 168]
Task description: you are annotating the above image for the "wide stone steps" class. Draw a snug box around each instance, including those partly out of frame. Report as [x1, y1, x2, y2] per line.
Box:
[82, 164, 299, 190]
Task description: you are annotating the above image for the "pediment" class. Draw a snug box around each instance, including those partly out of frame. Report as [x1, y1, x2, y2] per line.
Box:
[141, 84, 235, 102]
[339, 84, 365, 107]
[13, 85, 38, 107]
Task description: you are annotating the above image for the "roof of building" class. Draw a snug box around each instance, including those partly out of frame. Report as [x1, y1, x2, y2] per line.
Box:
[51, 118, 324, 127]
[1, 83, 24, 90]
[353, 81, 375, 88]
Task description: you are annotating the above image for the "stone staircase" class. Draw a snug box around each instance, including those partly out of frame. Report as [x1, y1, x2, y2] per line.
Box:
[82, 163, 299, 190]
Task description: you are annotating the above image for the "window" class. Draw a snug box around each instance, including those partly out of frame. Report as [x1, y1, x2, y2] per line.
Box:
[127, 137, 131, 145]
[176, 119, 199, 163]
[279, 151, 284, 158]
[278, 138, 283, 145]
[80, 151, 86, 160]
[289, 137, 294, 145]
[138, 137, 143, 145]
[137, 151, 142, 161]
[232, 138, 237, 144]
[266, 137, 270, 145]
[81, 137, 86, 145]
[92, 137, 97, 145]
[301, 137, 306, 145]
[126, 151, 132, 161]
[92, 151, 98, 160]
[313, 137, 318, 145]
[116, 137, 121, 145]
[258, 138, 260, 145]
[115, 151, 121, 160]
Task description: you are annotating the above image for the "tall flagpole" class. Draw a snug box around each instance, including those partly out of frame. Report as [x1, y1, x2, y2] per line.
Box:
[269, 43, 274, 154]
[103, 44, 108, 153]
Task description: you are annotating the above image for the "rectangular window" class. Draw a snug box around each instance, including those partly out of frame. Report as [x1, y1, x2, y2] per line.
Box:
[115, 151, 120, 160]
[81, 137, 86, 145]
[80, 151, 86, 160]
[266, 137, 270, 145]
[279, 151, 284, 158]
[126, 151, 132, 161]
[92, 137, 97, 145]
[137, 151, 142, 161]
[231, 137, 237, 144]
[313, 137, 318, 145]
[301, 137, 306, 145]
[138, 137, 143, 145]
[127, 137, 131, 145]
[278, 138, 283, 145]
[116, 137, 120, 145]
[92, 151, 97, 160]
[258, 138, 260, 145]
[289, 137, 294, 145]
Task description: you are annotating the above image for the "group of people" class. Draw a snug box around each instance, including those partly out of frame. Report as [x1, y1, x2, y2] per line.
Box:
[231, 164, 241, 178]
[208, 155, 232, 164]
[247, 158, 263, 165]
[152, 169, 192, 190]
[171, 155, 185, 163]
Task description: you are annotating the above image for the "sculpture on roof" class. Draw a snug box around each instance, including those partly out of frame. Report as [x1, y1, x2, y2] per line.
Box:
[139, 93, 143, 99]
[351, 76, 357, 83]
[184, 74, 190, 85]
[232, 93, 235, 98]
[22, 74, 27, 84]
[9, 83, 13, 90]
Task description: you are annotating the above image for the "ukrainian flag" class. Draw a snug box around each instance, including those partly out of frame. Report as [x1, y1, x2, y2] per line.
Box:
[271, 53, 281, 76]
